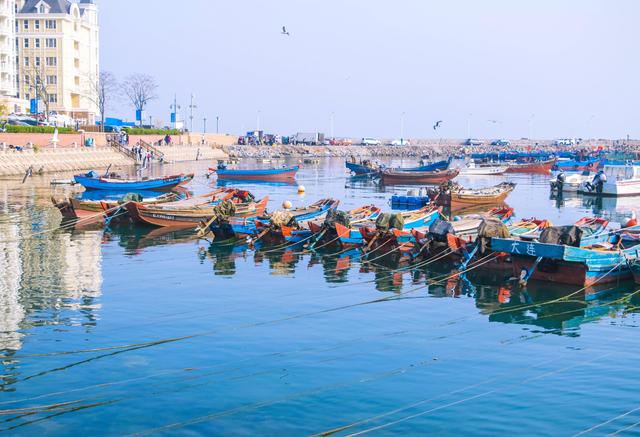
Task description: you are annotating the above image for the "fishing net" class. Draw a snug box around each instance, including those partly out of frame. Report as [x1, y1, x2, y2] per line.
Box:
[121, 193, 144, 203]
[270, 210, 294, 228]
[539, 225, 583, 247]
[375, 213, 405, 231]
[325, 209, 351, 228]
[390, 213, 405, 230]
[477, 217, 510, 254]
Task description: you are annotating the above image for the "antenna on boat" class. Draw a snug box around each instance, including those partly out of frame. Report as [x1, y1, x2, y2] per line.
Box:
[104, 164, 112, 177]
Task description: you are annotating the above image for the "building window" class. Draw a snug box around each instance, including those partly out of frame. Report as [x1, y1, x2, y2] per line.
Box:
[23, 38, 28, 48]
[23, 20, 29, 30]
[24, 57, 29, 67]
[35, 57, 41, 67]
[45, 38, 56, 48]
[48, 94, 57, 103]
[39, 5, 45, 14]
[24, 75, 30, 84]
[46, 57, 57, 67]
[35, 39, 40, 48]
[45, 20, 56, 30]
[35, 20, 40, 30]
[47, 75, 57, 85]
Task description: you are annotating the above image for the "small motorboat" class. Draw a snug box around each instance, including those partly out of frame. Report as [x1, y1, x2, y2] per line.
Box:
[458, 162, 508, 175]
[550, 170, 593, 193]
[578, 165, 640, 197]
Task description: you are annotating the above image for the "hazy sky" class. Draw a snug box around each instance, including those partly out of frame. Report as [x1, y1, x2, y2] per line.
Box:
[100, 0, 639, 139]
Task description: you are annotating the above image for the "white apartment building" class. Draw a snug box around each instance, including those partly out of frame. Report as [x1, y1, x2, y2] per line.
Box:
[16, 0, 99, 123]
[0, 0, 25, 114]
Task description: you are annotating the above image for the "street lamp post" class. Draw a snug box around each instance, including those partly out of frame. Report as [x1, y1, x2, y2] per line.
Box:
[188, 93, 197, 132]
[216, 116, 219, 134]
[203, 117, 207, 134]
[400, 112, 405, 145]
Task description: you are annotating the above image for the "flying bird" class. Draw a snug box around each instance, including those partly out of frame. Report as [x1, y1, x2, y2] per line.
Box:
[433, 120, 443, 130]
[281, 26, 290, 36]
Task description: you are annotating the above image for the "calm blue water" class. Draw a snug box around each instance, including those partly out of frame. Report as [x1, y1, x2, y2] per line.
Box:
[0, 158, 639, 436]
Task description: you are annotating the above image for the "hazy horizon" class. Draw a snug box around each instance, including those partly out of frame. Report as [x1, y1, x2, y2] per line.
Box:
[100, 0, 639, 139]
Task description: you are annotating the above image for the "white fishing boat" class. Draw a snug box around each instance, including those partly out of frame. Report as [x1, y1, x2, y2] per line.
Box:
[549, 170, 593, 193]
[459, 162, 508, 175]
[579, 165, 640, 197]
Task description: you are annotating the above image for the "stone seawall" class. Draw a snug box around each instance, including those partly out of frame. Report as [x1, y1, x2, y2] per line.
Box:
[0, 146, 134, 177]
[224, 139, 640, 159]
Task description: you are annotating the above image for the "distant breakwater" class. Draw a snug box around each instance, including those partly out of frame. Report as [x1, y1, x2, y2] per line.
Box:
[223, 139, 640, 160]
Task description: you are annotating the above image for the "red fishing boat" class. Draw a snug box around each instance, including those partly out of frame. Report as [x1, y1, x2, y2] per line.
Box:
[505, 158, 557, 174]
[125, 190, 268, 228]
[380, 168, 459, 185]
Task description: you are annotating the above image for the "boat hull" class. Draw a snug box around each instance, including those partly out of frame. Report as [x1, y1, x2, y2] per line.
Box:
[506, 159, 556, 174]
[511, 256, 631, 287]
[215, 166, 299, 181]
[73, 173, 193, 191]
[381, 169, 459, 185]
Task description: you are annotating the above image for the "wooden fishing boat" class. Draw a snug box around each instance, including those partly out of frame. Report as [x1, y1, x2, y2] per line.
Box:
[332, 205, 441, 248]
[357, 206, 442, 256]
[448, 182, 516, 208]
[73, 171, 194, 191]
[212, 166, 299, 181]
[303, 205, 382, 247]
[380, 168, 459, 185]
[505, 158, 557, 174]
[251, 199, 340, 243]
[491, 235, 640, 287]
[126, 192, 268, 228]
[213, 198, 338, 239]
[51, 192, 184, 224]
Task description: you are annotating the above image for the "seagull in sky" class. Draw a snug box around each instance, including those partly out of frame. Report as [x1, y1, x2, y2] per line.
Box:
[433, 120, 443, 130]
[281, 26, 290, 36]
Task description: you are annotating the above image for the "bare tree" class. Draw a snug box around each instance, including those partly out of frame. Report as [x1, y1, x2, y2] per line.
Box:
[85, 71, 118, 132]
[121, 74, 158, 127]
[24, 65, 54, 120]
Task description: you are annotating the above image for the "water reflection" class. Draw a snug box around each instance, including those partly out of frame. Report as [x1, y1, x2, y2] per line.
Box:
[0, 184, 103, 353]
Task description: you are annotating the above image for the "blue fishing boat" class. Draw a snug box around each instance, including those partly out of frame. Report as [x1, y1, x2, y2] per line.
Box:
[491, 235, 640, 287]
[393, 157, 452, 172]
[337, 206, 441, 247]
[74, 171, 193, 191]
[213, 198, 338, 239]
[345, 160, 379, 176]
[212, 165, 299, 181]
[553, 158, 601, 171]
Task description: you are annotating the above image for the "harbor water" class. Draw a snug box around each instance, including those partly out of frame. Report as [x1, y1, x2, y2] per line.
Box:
[0, 158, 639, 435]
